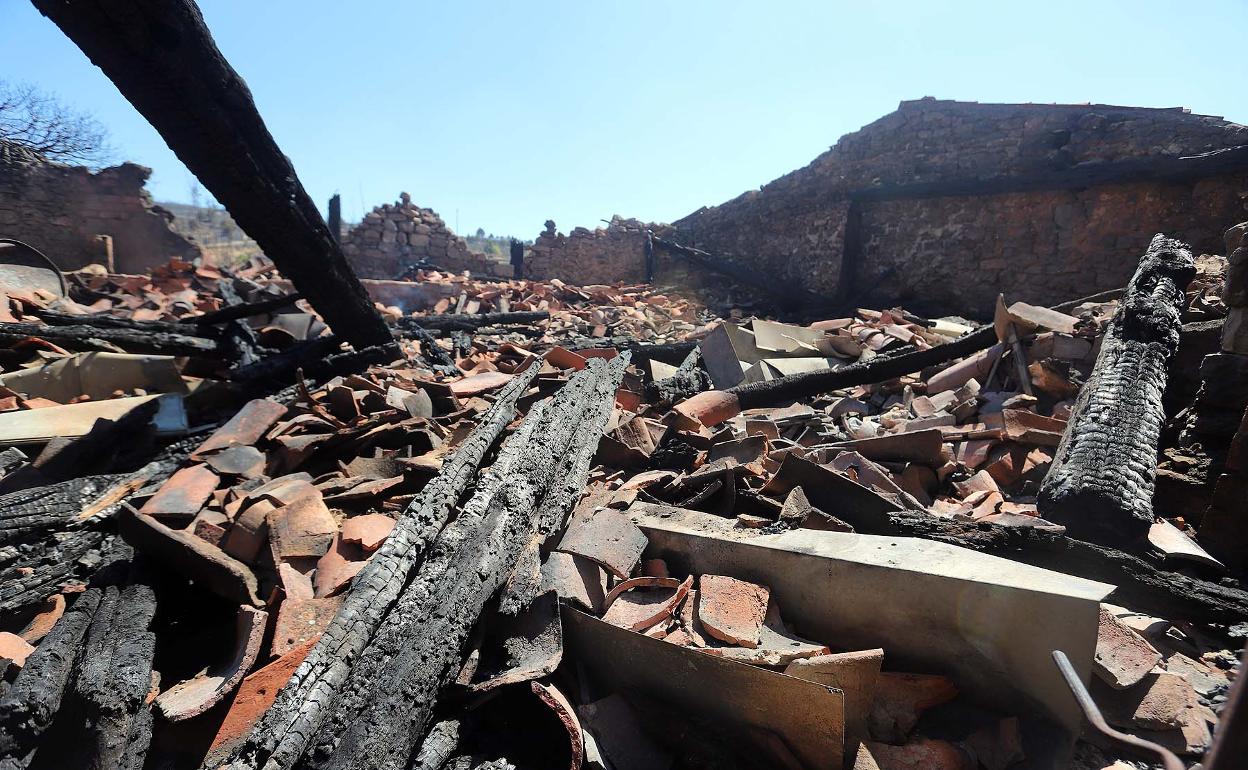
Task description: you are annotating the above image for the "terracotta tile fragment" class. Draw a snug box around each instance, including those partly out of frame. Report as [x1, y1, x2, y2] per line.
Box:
[341, 513, 396, 552]
[0, 631, 36, 669]
[207, 636, 319, 759]
[272, 596, 344, 658]
[18, 593, 65, 644]
[1093, 604, 1163, 690]
[697, 575, 769, 648]
[138, 463, 220, 519]
[556, 507, 648, 579]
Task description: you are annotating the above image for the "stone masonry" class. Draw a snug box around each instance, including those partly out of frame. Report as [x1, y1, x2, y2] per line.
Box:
[342, 193, 507, 279]
[524, 216, 654, 284]
[0, 139, 202, 273]
[673, 99, 1248, 317]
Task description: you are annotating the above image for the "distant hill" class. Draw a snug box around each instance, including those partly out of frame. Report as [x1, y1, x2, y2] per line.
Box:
[159, 201, 262, 266]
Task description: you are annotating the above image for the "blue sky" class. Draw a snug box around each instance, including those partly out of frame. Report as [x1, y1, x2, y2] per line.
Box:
[2, 1, 1244, 238]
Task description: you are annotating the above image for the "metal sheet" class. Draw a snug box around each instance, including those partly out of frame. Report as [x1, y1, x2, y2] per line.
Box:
[0, 392, 187, 445]
[563, 606, 845, 770]
[627, 502, 1112, 755]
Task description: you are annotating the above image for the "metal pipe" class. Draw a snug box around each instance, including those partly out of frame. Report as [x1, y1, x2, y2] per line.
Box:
[1051, 650, 1185, 770]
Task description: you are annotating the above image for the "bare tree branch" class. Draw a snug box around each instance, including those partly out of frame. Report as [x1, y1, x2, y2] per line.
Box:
[0, 80, 113, 166]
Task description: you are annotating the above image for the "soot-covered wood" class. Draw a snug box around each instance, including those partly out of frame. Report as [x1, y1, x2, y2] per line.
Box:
[1039, 234, 1196, 548]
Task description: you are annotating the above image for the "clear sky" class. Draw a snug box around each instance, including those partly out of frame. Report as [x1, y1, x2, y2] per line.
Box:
[2, 0, 1245, 239]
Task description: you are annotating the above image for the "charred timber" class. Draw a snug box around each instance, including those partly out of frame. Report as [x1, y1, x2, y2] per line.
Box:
[558, 337, 697, 365]
[0, 584, 103, 767]
[1039, 234, 1196, 548]
[32, 0, 393, 350]
[727, 325, 997, 409]
[29, 309, 223, 340]
[181, 292, 302, 326]
[221, 366, 542, 770]
[0, 321, 219, 357]
[393, 312, 550, 335]
[645, 347, 711, 408]
[299, 357, 625, 770]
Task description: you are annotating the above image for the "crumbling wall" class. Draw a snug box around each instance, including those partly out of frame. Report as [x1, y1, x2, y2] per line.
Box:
[674, 99, 1248, 316]
[0, 139, 202, 272]
[342, 193, 507, 279]
[524, 216, 652, 284]
[855, 174, 1248, 315]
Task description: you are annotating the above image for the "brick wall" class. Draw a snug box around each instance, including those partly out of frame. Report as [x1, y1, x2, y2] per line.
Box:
[673, 99, 1248, 316]
[342, 193, 508, 279]
[0, 140, 202, 273]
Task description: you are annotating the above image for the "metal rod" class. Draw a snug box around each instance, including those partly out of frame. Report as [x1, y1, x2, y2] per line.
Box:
[1051, 650, 1186, 770]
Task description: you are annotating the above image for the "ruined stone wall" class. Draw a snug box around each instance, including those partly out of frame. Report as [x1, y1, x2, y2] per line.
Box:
[523, 216, 652, 284]
[0, 140, 202, 273]
[342, 193, 507, 279]
[855, 174, 1248, 315]
[673, 99, 1248, 316]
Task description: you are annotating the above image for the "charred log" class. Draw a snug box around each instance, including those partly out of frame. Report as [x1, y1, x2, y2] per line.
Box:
[221, 366, 542, 770]
[29, 309, 222, 340]
[299, 357, 624, 770]
[0, 321, 219, 357]
[645, 347, 711, 408]
[726, 325, 997, 409]
[180, 292, 302, 326]
[1039, 234, 1196, 548]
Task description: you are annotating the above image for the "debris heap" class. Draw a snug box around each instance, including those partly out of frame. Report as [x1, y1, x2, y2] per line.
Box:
[0, 232, 1243, 770]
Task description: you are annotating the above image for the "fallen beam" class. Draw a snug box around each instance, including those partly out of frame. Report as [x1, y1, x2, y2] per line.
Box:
[393, 311, 549, 334]
[221, 366, 542, 769]
[675, 325, 996, 426]
[33, 0, 393, 350]
[0, 321, 219, 357]
[180, 292, 302, 326]
[30, 309, 222, 340]
[1039, 234, 1196, 548]
[302, 357, 625, 770]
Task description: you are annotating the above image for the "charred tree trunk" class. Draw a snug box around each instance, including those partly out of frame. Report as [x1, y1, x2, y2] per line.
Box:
[32, 0, 393, 350]
[181, 292, 302, 327]
[1039, 234, 1196, 548]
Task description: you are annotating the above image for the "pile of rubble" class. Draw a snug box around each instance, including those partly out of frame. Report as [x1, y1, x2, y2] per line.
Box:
[0, 233, 1243, 770]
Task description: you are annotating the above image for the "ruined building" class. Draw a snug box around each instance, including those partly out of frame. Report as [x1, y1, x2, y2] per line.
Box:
[672, 98, 1248, 316]
[342, 193, 509, 279]
[0, 138, 201, 273]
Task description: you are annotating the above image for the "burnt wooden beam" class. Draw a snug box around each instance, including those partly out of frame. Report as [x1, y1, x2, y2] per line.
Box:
[0, 320, 219, 357]
[393, 311, 549, 335]
[645, 347, 711, 408]
[727, 325, 996, 410]
[0, 584, 103, 767]
[29, 309, 223, 340]
[180, 292, 302, 326]
[301, 357, 625, 770]
[557, 337, 697, 365]
[32, 0, 393, 350]
[1039, 234, 1196, 548]
[221, 366, 542, 770]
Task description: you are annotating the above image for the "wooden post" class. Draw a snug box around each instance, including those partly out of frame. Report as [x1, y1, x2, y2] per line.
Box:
[328, 194, 342, 245]
[31, 0, 393, 350]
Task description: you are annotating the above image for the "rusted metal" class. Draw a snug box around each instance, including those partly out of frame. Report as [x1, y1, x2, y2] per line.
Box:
[1051, 650, 1185, 770]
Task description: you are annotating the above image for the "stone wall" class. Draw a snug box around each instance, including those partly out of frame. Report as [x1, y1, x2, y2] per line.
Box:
[673, 99, 1248, 317]
[0, 139, 202, 273]
[524, 216, 652, 284]
[342, 193, 507, 279]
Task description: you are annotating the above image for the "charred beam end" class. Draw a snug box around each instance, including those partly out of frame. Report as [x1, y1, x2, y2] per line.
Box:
[32, 0, 392, 351]
[1039, 234, 1196, 549]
